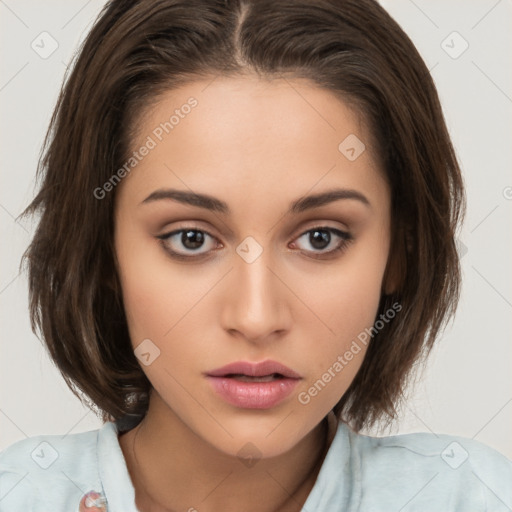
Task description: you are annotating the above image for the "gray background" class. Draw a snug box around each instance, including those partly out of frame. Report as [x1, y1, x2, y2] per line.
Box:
[1, 0, 511, 459]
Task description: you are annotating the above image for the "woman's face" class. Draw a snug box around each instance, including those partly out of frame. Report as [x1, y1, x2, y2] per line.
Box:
[114, 76, 393, 457]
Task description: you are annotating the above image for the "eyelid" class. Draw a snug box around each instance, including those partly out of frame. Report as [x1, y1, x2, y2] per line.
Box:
[290, 219, 351, 239]
[156, 220, 350, 245]
[156, 222, 353, 261]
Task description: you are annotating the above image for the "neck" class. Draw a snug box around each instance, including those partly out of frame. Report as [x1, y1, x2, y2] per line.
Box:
[119, 392, 335, 512]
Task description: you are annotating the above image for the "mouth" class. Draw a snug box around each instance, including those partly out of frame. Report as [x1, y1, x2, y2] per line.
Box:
[205, 359, 302, 380]
[205, 360, 302, 409]
[222, 373, 287, 382]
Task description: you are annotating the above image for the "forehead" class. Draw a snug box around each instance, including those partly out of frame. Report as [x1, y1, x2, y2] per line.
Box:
[118, 75, 387, 211]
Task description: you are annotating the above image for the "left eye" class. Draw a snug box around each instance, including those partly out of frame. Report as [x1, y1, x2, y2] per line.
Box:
[292, 227, 353, 256]
[156, 226, 353, 259]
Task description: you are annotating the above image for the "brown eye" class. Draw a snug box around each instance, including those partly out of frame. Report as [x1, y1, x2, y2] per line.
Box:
[157, 228, 218, 258]
[291, 227, 353, 258]
[156, 225, 353, 261]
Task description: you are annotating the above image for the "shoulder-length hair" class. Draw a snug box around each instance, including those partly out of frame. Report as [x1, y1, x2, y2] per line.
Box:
[20, 0, 465, 433]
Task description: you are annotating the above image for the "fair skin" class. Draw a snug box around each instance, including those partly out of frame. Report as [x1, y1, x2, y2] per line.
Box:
[114, 75, 395, 512]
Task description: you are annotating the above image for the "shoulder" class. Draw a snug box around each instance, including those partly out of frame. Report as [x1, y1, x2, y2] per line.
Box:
[0, 423, 111, 510]
[348, 426, 512, 510]
[358, 427, 512, 476]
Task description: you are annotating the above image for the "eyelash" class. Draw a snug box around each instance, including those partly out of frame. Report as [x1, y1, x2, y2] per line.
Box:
[156, 225, 354, 261]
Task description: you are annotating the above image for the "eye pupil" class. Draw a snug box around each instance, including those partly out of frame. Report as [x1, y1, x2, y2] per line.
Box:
[182, 230, 205, 249]
[310, 229, 330, 250]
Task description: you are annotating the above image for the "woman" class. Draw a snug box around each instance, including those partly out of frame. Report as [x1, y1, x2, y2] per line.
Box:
[1, 0, 510, 510]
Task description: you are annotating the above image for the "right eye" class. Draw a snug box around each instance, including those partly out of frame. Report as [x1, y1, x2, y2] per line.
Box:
[156, 228, 219, 259]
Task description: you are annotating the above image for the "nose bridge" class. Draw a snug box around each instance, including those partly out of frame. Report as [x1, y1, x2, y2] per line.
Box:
[223, 236, 290, 340]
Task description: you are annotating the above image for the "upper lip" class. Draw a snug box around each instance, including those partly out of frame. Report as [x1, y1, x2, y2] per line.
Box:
[206, 360, 302, 379]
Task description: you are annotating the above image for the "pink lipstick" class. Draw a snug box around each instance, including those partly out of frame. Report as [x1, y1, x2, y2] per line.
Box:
[205, 360, 301, 409]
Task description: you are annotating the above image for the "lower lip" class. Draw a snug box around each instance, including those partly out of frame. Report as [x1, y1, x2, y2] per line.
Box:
[206, 376, 300, 409]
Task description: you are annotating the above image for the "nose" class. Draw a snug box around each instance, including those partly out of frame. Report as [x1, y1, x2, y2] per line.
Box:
[219, 245, 293, 344]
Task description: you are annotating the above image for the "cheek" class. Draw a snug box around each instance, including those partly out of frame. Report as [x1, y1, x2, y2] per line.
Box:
[114, 215, 208, 342]
[293, 238, 389, 407]
[119, 255, 210, 346]
[296, 240, 388, 346]
[295, 280, 377, 414]
[312, 270, 382, 338]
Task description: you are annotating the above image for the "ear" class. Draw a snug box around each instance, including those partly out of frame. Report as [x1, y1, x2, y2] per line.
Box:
[381, 227, 412, 296]
[104, 239, 123, 294]
[382, 255, 401, 296]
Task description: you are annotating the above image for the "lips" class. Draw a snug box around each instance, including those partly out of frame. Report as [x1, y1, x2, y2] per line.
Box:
[205, 360, 301, 409]
[206, 360, 302, 380]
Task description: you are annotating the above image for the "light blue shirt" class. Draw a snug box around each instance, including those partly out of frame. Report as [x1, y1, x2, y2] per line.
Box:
[1, 415, 511, 511]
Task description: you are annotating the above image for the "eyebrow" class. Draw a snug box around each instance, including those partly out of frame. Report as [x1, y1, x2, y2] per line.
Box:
[139, 187, 371, 214]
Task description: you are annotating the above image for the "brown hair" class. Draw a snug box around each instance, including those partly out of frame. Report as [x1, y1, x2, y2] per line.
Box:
[19, 0, 466, 433]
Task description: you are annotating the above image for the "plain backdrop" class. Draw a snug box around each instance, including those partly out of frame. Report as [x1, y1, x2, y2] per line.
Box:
[1, 0, 511, 460]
